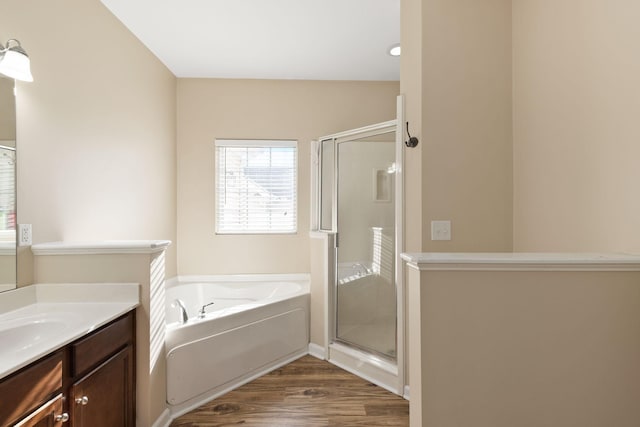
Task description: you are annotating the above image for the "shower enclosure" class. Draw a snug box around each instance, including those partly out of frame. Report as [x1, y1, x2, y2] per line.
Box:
[314, 105, 404, 395]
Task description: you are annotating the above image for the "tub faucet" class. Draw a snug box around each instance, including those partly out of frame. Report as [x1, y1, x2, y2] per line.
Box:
[352, 263, 371, 277]
[172, 299, 189, 324]
[198, 302, 215, 318]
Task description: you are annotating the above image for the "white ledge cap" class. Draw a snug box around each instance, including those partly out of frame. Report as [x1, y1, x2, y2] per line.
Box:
[401, 252, 640, 271]
[31, 240, 172, 256]
[0, 241, 15, 256]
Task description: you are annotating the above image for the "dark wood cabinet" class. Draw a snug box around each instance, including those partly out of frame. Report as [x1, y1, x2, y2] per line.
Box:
[14, 395, 65, 427]
[0, 352, 63, 426]
[0, 311, 135, 427]
[70, 347, 134, 427]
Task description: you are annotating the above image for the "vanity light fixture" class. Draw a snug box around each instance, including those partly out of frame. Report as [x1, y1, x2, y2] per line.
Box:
[0, 39, 33, 82]
[388, 43, 401, 57]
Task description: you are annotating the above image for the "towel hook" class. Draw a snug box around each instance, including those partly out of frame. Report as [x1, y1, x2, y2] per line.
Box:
[405, 122, 419, 148]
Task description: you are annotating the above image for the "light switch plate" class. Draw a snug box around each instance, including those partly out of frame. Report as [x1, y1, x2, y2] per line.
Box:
[431, 220, 451, 241]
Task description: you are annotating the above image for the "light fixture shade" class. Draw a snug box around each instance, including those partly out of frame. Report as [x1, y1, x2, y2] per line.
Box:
[0, 42, 33, 82]
[388, 44, 401, 57]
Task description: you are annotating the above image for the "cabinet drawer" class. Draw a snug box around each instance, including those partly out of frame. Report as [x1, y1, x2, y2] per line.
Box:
[71, 312, 134, 378]
[14, 393, 64, 427]
[0, 351, 63, 426]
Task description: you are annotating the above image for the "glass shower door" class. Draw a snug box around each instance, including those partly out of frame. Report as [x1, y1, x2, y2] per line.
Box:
[335, 132, 396, 359]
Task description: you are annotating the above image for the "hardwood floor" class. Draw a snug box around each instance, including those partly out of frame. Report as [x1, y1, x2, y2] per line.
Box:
[170, 355, 409, 427]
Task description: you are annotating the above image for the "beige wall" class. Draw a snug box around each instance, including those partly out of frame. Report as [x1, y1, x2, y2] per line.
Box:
[176, 79, 399, 275]
[0, 77, 15, 141]
[1, 0, 178, 286]
[400, 0, 424, 254]
[420, 0, 513, 252]
[400, 1, 513, 393]
[309, 234, 329, 347]
[401, 0, 513, 254]
[400, 0, 640, 254]
[513, 0, 640, 252]
[408, 267, 640, 427]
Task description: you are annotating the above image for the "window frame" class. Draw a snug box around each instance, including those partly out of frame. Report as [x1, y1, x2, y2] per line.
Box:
[214, 139, 298, 235]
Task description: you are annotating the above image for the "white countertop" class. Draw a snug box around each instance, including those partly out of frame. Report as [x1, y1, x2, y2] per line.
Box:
[401, 252, 640, 271]
[0, 283, 139, 378]
[31, 240, 171, 255]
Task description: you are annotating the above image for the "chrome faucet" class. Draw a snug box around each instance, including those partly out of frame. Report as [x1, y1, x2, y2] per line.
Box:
[198, 302, 215, 318]
[352, 263, 371, 277]
[172, 299, 189, 324]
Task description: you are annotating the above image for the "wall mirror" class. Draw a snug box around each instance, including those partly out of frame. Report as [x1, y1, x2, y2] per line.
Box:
[0, 76, 16, 291]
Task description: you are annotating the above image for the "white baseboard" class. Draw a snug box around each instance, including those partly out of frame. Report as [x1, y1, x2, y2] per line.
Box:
[150, 408, 172, 427]
[308, 342, 326, 359]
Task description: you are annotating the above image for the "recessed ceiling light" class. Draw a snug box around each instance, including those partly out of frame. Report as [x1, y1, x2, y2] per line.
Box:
[388, 44, 401, 57]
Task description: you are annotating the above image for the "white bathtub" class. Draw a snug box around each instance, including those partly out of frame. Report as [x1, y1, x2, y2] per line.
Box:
[164, 274, 310, 416]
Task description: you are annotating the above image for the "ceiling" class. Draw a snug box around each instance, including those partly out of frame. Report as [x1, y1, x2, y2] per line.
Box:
[100, 0, 400, 81]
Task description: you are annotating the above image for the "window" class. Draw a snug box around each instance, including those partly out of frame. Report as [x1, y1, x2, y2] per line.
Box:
[215, 139, 297, 234]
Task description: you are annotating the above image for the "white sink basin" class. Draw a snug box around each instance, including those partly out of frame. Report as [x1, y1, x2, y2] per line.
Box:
[0, 313, 75, 352]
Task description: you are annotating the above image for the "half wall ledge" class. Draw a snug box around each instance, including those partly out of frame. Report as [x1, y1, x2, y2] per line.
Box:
[402, 251, 640, 427]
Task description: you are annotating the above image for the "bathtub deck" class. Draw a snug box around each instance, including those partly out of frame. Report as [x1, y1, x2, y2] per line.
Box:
[169, 355, 409, 426]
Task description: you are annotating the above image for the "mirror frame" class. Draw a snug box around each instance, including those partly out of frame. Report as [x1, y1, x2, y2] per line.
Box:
[0, 76, 17, 291]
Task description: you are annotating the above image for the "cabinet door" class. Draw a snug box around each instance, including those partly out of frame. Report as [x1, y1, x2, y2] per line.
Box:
[14, 394, 66, 427]
[70, 346, 134, 427]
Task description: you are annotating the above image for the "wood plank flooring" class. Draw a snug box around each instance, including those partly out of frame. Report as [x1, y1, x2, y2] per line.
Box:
[170, 355, 409, 427]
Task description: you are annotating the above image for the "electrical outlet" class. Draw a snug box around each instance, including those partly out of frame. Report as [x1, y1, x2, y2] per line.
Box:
[431, 220, 451, 241]
[18, 224, 32, 246]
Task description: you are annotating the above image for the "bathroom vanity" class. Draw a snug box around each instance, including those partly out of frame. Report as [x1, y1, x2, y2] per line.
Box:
[0, 283, 139, 426]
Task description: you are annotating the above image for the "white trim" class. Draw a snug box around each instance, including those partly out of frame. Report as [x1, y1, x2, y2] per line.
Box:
[214, 138, 297, 148]
[401, 252, 640, 272]
[324, 233, 335, 360]
[319, 120, 397, 143]
[150, 409, 172, 427]
[169, 273, 310, 287]
[395, 94, 407, 399]
[308, 343, 326, 359]
[0, 240, 15, 256]
[403, 385, 410, 400]
[310, 140, 320, 231]
[31, 240, 172, 256]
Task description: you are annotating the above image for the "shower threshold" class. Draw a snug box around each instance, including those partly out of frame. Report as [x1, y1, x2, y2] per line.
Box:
[328, 341, 402, 396]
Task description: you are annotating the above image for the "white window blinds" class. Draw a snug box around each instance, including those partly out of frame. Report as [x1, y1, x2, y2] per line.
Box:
[0, 147, 15, 233]
[215, 139, 297, 234]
